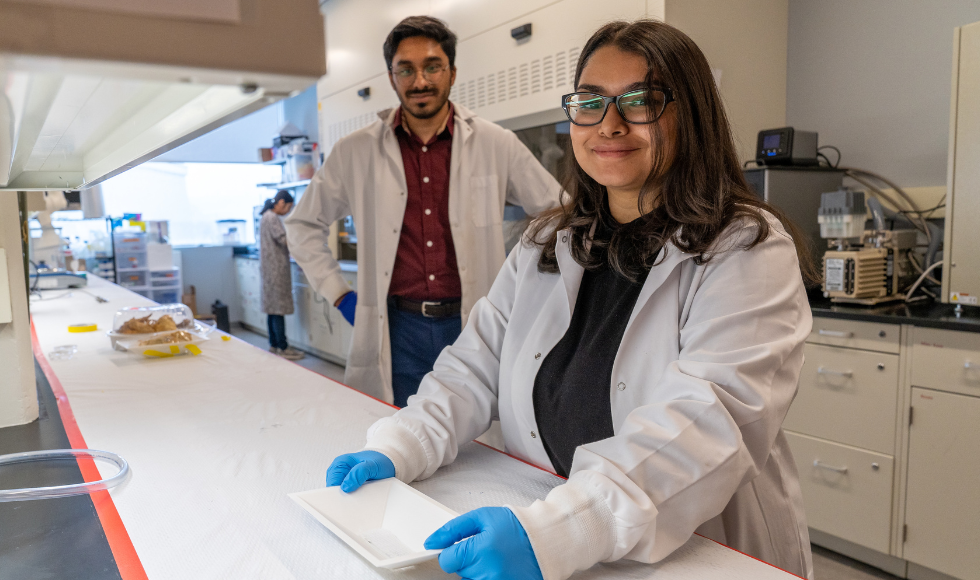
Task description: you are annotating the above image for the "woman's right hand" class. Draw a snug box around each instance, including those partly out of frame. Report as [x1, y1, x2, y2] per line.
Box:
[325, 450, 395, 492]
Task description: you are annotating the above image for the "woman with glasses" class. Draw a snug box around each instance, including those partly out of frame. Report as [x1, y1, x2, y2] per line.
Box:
[326, 19, 816, 580]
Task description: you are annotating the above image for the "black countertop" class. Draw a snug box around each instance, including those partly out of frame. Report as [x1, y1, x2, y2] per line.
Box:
[809, 296, 980, 333]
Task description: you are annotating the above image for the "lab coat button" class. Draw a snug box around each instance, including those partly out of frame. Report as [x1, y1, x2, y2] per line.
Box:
[562, 236, 568, 243]
[617, 382, 626, 391]
[534, 352, 541, 360]
[530, 431, 537, 438]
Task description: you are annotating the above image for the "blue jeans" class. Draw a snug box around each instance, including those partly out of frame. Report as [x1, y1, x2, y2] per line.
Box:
[268, 314, 287, 350]
[388, 302, 462, 408]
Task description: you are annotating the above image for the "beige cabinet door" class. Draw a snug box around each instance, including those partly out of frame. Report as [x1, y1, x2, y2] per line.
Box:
[785, 343, 899, 454]
[904, 388, 980, 580]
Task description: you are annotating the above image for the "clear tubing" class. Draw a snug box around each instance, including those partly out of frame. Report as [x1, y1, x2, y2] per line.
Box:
[0, 449, 130, 502]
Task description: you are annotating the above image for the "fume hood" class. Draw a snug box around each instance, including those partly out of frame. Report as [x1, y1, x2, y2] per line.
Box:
[0, 0, 326, 190]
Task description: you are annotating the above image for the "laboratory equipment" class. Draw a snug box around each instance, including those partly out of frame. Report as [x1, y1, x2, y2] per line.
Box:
[755, 127, 819, 166]
[217, 220, 246, 245]
[942, 20, 980, 305]
[818, 189, 917, 304]
[30, 270, 88, 290]
[743, 167, 845, 268]
[0, 449, 129, 502]
[29, 191, 69, 270]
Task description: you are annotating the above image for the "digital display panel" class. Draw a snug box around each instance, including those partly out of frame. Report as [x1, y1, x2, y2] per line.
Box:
[763, 134, 781, 149]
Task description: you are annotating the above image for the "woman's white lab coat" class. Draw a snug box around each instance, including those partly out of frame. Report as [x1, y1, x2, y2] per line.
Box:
[363, 214, 814, 580]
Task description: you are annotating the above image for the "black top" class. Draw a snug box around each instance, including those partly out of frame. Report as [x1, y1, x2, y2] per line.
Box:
[808, 296, 980, 333]
[532, 219, 655, 477]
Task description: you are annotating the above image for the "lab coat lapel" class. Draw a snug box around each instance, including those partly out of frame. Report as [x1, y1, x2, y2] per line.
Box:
[554, 229, 584, 318]
[626, 241, 695, 328]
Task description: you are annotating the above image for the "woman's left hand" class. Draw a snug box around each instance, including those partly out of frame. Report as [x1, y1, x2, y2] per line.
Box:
[424, 507, 544, 580]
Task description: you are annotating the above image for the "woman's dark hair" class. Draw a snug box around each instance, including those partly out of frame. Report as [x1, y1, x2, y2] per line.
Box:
[527, 20, 818, 285]
[383, 16, 457, 70]
[261, 190, 294, 215]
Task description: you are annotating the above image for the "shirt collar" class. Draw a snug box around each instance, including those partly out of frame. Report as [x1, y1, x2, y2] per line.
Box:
[394, 101, 455, 141]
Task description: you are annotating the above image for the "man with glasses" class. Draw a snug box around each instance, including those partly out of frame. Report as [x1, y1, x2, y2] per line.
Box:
[286, 16, 561, 407]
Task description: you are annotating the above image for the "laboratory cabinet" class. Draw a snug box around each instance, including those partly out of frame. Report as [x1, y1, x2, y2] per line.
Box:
[787, 315, 980, 580]
[903, 388, 980, 580]
[235, 257, 354, 365]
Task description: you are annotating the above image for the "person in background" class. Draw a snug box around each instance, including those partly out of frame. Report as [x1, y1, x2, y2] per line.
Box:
[286, 16, 561, 407]
[324, 19, 817, 580]
[260, 190, 305, 361]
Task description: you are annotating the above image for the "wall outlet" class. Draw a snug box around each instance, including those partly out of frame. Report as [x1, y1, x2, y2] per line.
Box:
[0, 249, 11, 324]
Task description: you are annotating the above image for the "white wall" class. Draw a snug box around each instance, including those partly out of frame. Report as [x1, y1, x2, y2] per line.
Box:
[787, 0, 980, 187]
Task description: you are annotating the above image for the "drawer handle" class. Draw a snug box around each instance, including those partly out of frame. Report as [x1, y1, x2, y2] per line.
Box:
[813, 460, 848, 474]
[817, 366, 853, 378]
[818, 329, 853, 338]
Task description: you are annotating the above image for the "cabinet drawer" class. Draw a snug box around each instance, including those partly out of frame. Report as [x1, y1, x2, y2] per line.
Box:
[785, 344, 899, 454]
[785, 432, 894, 555]
[808, 318, 899, 353]
[910, 327, 980, 397]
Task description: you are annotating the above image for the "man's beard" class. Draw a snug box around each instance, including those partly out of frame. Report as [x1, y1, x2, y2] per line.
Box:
[400, 87, 449, 120]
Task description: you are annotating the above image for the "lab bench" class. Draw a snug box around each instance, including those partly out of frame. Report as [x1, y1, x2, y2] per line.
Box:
[787, 300, 980, 580]
[10, 276, 801, 580]
[235, 254, 357, 365]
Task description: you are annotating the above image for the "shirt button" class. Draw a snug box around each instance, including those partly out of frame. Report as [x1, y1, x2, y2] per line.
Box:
[617, 382, 626, 391]
[534, 352, 541, 360]
[426, 241, 433, 247]
[423, 176, 430, 184]
[422, 146, 428, 153]
[429, 274, 435, 281]
[530, 431, 537, 439]
[425, 209, 432, 216]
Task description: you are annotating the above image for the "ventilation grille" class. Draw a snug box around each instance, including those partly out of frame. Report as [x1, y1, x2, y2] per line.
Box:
[451, 46, 580, 112]
[326, 110, 386, 151]
[325, 45, 581, 149]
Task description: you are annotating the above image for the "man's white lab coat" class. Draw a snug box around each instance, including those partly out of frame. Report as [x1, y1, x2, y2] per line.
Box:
[364, 216, 815, 580]
[285, 103, 561, 402]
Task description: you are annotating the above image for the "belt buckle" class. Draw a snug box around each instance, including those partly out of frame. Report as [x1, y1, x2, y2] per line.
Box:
[421, 301, 439, 318]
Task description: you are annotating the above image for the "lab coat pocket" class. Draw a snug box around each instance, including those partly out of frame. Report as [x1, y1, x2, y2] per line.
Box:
[469, 175, 502, 227]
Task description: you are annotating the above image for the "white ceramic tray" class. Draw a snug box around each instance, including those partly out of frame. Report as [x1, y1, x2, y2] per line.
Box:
[290, 479, 457, 569]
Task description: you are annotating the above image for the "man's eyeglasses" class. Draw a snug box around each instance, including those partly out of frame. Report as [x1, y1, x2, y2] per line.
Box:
[561, 88, 675, 126]
[391, 64, 450, 87]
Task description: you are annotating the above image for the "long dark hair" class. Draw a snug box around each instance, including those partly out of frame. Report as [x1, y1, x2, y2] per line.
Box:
[527, 20, 818, 285]
[261, 190, 294, 215]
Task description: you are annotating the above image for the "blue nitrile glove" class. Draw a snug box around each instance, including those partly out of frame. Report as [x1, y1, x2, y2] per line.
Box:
[325, 450, 395, 493]
[424, 506, 544, 580]
[337, 291, 357, 325]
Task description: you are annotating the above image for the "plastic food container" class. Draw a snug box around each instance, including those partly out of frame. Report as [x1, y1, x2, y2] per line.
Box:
[115, 329, 209, 358]
[289, 479, 456, 569]
[107, 304, 213, 350]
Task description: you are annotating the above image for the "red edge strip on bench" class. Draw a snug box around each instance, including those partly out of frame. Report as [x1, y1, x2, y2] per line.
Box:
[30, 319, 149, 580]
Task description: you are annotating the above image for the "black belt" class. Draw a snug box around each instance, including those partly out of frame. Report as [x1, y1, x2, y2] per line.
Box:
[390, 296, 461, 318]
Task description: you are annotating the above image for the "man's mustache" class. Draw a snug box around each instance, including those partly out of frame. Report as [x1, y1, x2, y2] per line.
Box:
[405, 89, 437, 97]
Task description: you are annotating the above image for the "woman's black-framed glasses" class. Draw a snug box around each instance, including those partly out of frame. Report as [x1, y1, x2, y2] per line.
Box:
[561, 88, 675, 126]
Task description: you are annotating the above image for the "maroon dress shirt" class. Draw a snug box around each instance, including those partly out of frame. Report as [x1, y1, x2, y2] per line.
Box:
[388, 104, 462, 301]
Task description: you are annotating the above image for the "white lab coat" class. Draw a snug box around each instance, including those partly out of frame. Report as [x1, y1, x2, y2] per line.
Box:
[364, 214, 814, 580]
[285, 103, 561, 402]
